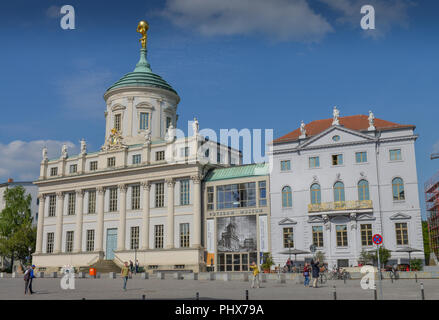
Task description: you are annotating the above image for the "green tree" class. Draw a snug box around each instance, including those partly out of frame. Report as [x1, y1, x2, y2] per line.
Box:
[370, 247, 391, 266]
[422, 221, 431, 265]
[0, 186, 36, 272]
[359, 250, 374, 265]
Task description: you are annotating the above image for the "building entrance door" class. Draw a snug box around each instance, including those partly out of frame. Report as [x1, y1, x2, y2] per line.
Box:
[106, 228, 117, 260]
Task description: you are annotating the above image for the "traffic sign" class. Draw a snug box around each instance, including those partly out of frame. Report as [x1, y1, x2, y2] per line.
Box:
[372, 234, 383, 245]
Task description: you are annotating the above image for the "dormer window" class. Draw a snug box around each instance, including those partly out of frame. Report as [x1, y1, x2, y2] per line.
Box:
[140, 112, 149, 130]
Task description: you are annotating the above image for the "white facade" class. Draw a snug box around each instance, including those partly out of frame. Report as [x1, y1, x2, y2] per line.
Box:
[269, 114, 424, 268]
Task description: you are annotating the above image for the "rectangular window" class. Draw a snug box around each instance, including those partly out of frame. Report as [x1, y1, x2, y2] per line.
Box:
[283, 227, 294, 248]
[50, 167, 58, 176]
[139, 112, 149, 130]
[90, 161, 98, 171]
[312, 226, 324, 247]
[67, 192, 76, 215]
[356, 152, 367, 163]
[131, 185, 140, 210]
[155, 183, 164, 208]
[109, 187, 118, 212]
[156, 151, 165, 161]
[309, 156, 320, 168]
[332, 154, 343, 166]
[280, 160, 291, 171]
[207, 186, 214, 211]
[48, 195, 56, 217]
[216, 182, 256, 209]
[361, 224, 373, 246]
[69, 164, 77, 174]
[180, 223, 190, 248]
[107, 157, 116, 168]
[46, 232, 54, 253]
[336, 225, 348, 247]
[88, 190, 96, 214]
[114, 114, 121, 131]
[395, 223, 409, 245]
[65, 231, 74, 253]
[132, 154, 141, 165]
[258, 181, 267, 206]
[180, 180, 190, 205]
[390, 149, 402, 161]
[154, 225, 164, 249]
[86, 230, 95, 252]
[130, 226, 139, 250]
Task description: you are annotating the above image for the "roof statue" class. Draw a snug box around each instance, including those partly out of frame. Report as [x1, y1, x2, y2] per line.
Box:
[166, 124, 175, 143]
[137, 20, 149, 49]
[80, 139, 87, 155]
[332, 106, 340, 126]
[299, 120, 306, 138]
[61, 144, 68, 159]
[42, 146, 48, 161]
[368, 110, 376, 131]
[144, 129, 152, 146]
[193, 117, 199, 136]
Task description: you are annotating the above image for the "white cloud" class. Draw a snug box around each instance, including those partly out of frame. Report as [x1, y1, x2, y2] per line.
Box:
[320, 0, 413, 38]
[159, 0, 334, 42]
[55, 69, 112, 118]
[0, 140, 77, 182]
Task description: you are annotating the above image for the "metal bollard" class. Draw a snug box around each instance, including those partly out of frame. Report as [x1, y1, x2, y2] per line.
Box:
[374, 287, 377, 300]
[420, 282, 425, 300]
[245, 289, 249, 300]
[333, 285, 337, 300]
[415, 273, 418, 283]
[196, 292, 199, 300]
[343, 275, 346, 284]
[142, 294, 146, 300]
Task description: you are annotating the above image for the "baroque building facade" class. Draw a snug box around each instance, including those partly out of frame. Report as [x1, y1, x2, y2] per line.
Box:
[268, 108, 424, 268]
[32, 22, 241, 272]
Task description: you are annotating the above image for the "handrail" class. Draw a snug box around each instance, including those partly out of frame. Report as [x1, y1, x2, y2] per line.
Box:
[113, 253, 125, 267]
[86, 255, 100, 266]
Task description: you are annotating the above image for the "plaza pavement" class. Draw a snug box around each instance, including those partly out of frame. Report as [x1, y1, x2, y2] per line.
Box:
[0, 275, 437, 300]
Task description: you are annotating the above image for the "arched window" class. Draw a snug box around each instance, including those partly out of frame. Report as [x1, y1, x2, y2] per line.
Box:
[392, 177, 405, 200]
[358, 180, 370, 201]
[333, 181, 345, 202]
[310, 183, 321, 204]
[282, 186, 292, 208]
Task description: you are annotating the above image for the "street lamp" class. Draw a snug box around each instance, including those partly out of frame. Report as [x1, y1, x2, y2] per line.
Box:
[288, 234, 294, 271]
[28, 246, 32, 265]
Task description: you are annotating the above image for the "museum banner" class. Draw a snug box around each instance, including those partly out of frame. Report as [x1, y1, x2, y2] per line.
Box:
[259, 215, 268, 253]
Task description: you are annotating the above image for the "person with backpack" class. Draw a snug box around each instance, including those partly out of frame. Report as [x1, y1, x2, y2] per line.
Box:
[24, 265, 36, 295]
[303, 263, 311, 287]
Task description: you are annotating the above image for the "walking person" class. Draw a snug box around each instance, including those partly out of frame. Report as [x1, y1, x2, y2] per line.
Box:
[24, 265, 36, 295]
[303, 263, 310, 287]
[121, 262, 131, 291]
[135, 259, 139, 274]
[250, 261, 260, 289]
[311, 259, 320, 288]
[286, 258, 292, 273]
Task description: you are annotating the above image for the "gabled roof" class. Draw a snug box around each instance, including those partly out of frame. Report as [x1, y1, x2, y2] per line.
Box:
[273, 115, 415, 144]
[204, 163, 269, 182]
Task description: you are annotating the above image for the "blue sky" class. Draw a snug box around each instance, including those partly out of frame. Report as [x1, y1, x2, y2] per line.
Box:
[0, 0, 438, 219]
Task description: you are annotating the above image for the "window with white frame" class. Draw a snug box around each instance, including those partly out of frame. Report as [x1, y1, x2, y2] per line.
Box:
[154, 225, 164, 248]
[139, 112, 149, 130]
[155, 183, 164, 208]
[67, 192, 76, 215]
[132, 154, 141, 165]
[258, 181, 267, 206]
[356, 152, 367, 163]
[90, 161, 98, 171]
[207, 186, 214, 211]
[131, 185, 140, 210]
[390, 149, 402, 161]
[69, 164, 77, 174]
[309, 156, 320, 168]
[336, 225, 348, 247]
[46, 232, 54, 253]
[361, 224, 373, 246]
[332, 154, 343, 166]
[48, 195, 56, 217]
[50, 167, 58, 176]
[130, 226, 139, 250]
[180, 223, 190, 248]
[107, 157, 116, 168]
[280, 160, 291, 171]
[312, 226, 324, 247]
[65, 231, 74, 253]
[395, 223, 409, 245]
[114, 114, 121, 131]
[88, 190, 96, 214]
[86, 230, 95, 252]
[156, 151, 165, 161]
[283, 227, 294, 248]
[180, 179, 190, 205]
[109, 187, 118, 212]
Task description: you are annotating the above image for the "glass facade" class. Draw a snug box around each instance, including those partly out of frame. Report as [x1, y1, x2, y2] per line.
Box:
[216, 182, 256, 209]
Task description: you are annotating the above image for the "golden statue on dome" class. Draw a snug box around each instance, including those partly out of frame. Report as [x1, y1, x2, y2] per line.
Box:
[137, 20, 149, 49]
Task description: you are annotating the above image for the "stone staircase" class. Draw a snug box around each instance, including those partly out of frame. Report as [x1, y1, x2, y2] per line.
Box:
[79, 259, 121, 273]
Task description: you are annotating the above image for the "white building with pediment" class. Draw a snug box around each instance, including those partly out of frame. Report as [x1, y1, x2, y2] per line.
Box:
[268, 108, 424, 268]
[32, 22, 241, 272]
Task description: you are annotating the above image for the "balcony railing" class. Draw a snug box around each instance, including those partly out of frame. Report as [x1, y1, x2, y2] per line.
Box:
[308, 200, 373, 213]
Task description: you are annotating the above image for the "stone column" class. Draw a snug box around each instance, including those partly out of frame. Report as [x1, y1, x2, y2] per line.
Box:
[96, 187, 105, 252]
[166, 178, 175, 249]
[35, 194, 46, 254]
[141, 181, 151, 250]
[127, 96, 134, 137]
[74, 190, 84, 252]
[191, 175, 202, 248]
[117, 184, 128, 251]
[54, 192, 64, 254]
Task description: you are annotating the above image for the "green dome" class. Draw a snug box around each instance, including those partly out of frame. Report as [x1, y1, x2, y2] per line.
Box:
[106, 48, 177, 95]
